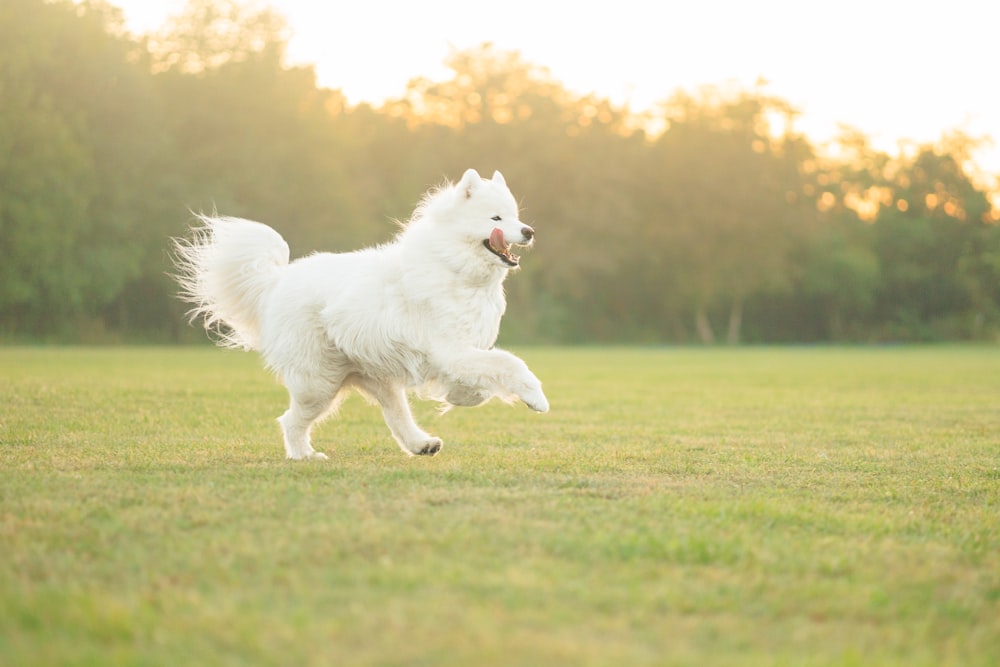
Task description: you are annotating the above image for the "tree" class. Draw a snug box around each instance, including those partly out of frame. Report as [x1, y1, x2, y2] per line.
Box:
[147, 0, 288, 73]
[0, 0, 169, 337]
[873, 147, 993, 338]
[3, 6, 997, 344]
[820, 131, 999, 340]
[798, 222, 880, 340]
[647, 86, 812, 343]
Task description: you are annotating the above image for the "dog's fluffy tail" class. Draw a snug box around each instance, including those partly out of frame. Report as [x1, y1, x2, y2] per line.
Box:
[172, 215, 289, 350]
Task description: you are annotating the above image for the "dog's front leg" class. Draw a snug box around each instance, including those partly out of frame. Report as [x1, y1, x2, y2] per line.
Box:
[437, 348, 549, 413]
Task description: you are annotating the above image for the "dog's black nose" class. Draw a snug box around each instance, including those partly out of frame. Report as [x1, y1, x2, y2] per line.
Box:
[521, 226, 535, 241]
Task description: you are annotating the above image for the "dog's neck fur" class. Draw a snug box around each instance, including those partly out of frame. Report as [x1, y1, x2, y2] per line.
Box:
[396, 218, 510, 288]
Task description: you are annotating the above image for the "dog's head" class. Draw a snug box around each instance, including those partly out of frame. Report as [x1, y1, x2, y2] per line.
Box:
[453, 168, 535, 269]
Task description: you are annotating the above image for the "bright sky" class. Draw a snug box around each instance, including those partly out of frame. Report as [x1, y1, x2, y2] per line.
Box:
[113, 0, 1000, 182]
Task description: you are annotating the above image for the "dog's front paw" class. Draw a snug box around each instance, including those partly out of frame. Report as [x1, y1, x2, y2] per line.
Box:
[520, 387, 549, 413]
[510, 373, 549, 413]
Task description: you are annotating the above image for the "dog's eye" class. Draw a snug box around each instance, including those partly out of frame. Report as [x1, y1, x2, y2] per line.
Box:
[491, 215, 502, 222]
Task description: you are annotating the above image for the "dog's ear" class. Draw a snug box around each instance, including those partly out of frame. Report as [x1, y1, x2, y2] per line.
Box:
[459, 168, 481, 199]
[492, 171, 507, 186]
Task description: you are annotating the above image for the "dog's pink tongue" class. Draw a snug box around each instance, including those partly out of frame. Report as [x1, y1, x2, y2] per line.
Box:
[490, 227, 505, 250]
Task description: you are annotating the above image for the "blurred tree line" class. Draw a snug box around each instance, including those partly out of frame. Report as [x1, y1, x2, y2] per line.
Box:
[2, 0, 999, 343]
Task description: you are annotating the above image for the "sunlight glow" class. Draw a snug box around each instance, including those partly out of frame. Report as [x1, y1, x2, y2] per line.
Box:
[817, 191, 836, 212]
[844, 189, 882, 222]
[109, 0, 1000, 183]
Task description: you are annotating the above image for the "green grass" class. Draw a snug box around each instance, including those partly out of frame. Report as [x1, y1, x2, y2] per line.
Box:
[1, 346, 998, 666]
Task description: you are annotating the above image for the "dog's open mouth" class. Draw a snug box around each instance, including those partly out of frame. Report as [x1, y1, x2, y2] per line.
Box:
[483, 228, 521, 267]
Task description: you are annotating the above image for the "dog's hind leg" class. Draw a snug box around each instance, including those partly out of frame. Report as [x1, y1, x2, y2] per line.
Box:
[277, 373, 346, 460]
[354, 377, 442, 456]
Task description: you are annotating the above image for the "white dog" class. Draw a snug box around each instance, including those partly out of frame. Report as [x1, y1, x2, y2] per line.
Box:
[173, 169, 548, 459]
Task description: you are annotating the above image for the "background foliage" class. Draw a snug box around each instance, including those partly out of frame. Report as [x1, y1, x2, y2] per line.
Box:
[2, 0, 999, 343]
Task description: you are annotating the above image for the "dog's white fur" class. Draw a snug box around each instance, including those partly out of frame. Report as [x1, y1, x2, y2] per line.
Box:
[173, 169, 548, 459]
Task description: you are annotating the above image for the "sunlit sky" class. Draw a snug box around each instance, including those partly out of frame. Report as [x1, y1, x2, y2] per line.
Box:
[113, 0, 1000, 182]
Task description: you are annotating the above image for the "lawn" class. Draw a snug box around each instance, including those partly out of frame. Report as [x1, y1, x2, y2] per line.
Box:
[1, 346, 998, 666]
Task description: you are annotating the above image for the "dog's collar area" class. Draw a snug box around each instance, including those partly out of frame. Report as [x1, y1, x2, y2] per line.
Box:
[482, 239, 520, 267]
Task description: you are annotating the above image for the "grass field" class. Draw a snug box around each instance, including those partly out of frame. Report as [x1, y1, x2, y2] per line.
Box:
[1, 346, 998, 666]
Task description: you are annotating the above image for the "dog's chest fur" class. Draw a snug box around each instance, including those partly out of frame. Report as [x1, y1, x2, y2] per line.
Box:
[402, 271, 507, 350]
